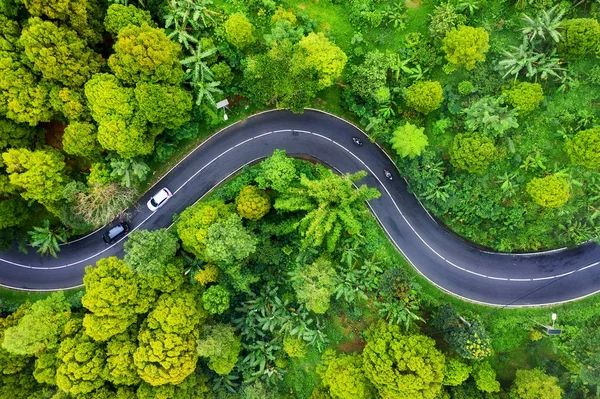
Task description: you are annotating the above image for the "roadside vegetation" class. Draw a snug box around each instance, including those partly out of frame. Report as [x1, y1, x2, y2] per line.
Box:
[1, 0, 600, 398]
[2, 152, 598, 399]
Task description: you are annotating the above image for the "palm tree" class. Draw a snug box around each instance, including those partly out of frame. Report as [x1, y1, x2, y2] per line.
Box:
[499, 39, 564, 82]
[190, 80, 223, 106]
[28, 220, 68, 258]
[521, 5, 565, 43]
[164, 0, 219, 49]
[180, 41, 218, 83]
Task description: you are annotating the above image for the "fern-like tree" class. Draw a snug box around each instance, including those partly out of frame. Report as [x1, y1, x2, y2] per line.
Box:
[390, 122, 428, 159]
[274, 167, 380, 251]
[181, 41, 218, 85]
[28, 220, 68, 258]
[521, 5, 565, 44]
[499, 39, 564, 82]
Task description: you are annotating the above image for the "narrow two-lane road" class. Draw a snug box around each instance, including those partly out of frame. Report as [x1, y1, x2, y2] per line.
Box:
[2, 110, 600, 307]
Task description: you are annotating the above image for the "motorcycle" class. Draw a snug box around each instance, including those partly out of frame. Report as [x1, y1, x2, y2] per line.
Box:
[384, 169, 393, 180]
[352, 137, 363, 146]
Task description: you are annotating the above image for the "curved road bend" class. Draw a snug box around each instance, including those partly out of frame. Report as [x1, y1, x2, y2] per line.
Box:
[1, 110, 600, 307]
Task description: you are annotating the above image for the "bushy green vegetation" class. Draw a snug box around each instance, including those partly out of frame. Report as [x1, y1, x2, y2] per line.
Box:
[1, 152, 597, 398]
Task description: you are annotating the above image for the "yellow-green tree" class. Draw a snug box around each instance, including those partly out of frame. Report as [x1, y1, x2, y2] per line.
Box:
[176, 200, 234, 258]
[134, 289, 207, 385]
[134, 82, 193, 129]
[566, 127, 600, 169]
[505, 82, 543, 113]
[196, 323, 241, 375]
[236, 185, 271, 221]
[362, 321, 445, 399]
[104, 4, 155, 36]
[297, 32, 347, 90]
[405, 81, 444, 114]
[136, 373, 211, 399]
[526, 175, 570, 208]
[224, 13, 254, 50]
[290, 257, 338, 314]
[0, 304, 33, 376]
[2, 148, 69, 211]
[255, 149, 297, 192]
[81, 257, 156, 341]
[62, 122, 102, 159]
[55, 320, 107, 395]
[108, 24, 184, 85]
[450, 133, 496, 173]
[473, 361, 501, 393]
[19, 18, 103, 88]
[442, 357, 471, 386]
[442, 26, 489, 70]
[105, 329, 140, 386]
[317, 350, 374, 399]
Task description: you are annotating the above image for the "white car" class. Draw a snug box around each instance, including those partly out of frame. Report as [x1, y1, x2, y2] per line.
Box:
[147, 187, 173, 212]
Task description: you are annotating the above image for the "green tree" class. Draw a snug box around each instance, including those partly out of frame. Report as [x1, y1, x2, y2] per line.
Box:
[81, 257, 156, 341]
[450, 133, 496, 173]
[406, 81, 444, 114]
[255, 149, 297, 192]
[274, 168, 380, 251]
[2, 148, 69, 209]
[362, 321, 445, 399]
[442, 26, 489, 70]
[176, 200, 234, 258]
[0, 119, 38, 151]
[290, 257, 337, 314]
[62, 122, 102, 159]
[204, 214, 257, 263]
[108, 156, 151, 188]
[236, 185, 271, 221]
[55, 321, 107, 395]
[104, 4, 155, 36]
[134, 289, 207, 385]
[108, 24, 184, 85]
[432, 305, 492, 360]
[210, 62, 234, 86]
[105, 329, 140, 386]
[463, 96, 519, 138]
[27, 220, 68, 258]
[472, 361, 500, 393]
[134, 82, 192, 128]
[390, 122, 429, 159]
[224, 13, 254, 50]
[510, 369, 562, 399]
[318, 350, 374, 399]
[243, 41, 319, 113]
[297, 32, 347, 90]
[124, 228, 180, 277]
[521, 5, 565, 44]
[526, 175, 570, 208]
[19, 18, 103, 88]
[351, 51, 394, 103]
[443, 357, 471, 386]
[196, 323, 241, 375]
[2, 292, 70, 356]
[562, 326, 600, 391]
[201, 285, 231, 314]
[505, 82, 543, 113]
[566, 127, 600, 169]
[429, 2, 465, 39]
[561, 18, 600, 59]
[0, 304, 34, 376]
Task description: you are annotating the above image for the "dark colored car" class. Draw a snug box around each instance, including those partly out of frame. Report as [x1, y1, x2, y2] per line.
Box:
[102, 222, 130, 244]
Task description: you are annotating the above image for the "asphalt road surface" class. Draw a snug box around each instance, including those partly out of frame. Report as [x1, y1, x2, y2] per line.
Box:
[2, 109, 600, 307]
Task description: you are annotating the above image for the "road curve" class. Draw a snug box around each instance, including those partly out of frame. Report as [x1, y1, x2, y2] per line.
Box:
[2, 109, 600, 307]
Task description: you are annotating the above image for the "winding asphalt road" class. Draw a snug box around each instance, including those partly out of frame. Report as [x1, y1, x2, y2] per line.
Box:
[1, 109, 600, 307]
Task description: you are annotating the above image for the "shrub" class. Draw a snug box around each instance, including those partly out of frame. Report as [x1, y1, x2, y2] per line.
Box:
[389, 122, 429, 159]
[442, 26, 489, 70]
[210, 62, 234, 86]
[429, 2, 465, 40]
[236, 185, 271, 221]
[225, 13, 255, 50]
[560, 18, 600, 58]
[104, 4, 154, 36]
[457, 81, 474, 95]
[565, 127, 600, 169]
[526, 175, 570, 208]
[450, 133, 496, 172]
[406, 80, 444, 114]
[283, 335, 308, 358]
[505, 82, 543, 113]
[202, 285, 231, 315]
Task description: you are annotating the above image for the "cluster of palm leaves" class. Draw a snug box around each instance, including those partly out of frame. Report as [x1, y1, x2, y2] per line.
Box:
[28, 220, 68, 258]
[499, 5, 566, 82]
[165, 0, 223, 106]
